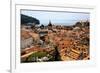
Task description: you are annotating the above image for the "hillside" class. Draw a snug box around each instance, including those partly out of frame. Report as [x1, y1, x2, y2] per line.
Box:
[21, 14, 40, 25]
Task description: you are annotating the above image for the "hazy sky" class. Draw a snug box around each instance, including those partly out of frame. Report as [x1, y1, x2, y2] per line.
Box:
[21, 10, 90, 25]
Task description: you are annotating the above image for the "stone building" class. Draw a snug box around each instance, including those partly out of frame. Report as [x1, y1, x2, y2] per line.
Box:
[21, 30, 33, 49]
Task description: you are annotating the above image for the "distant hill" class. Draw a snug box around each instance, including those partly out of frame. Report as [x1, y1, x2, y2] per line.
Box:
[21, 14, 40, 25]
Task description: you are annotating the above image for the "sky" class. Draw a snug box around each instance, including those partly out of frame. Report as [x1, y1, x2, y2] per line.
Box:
[21, 10, 90, 26]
